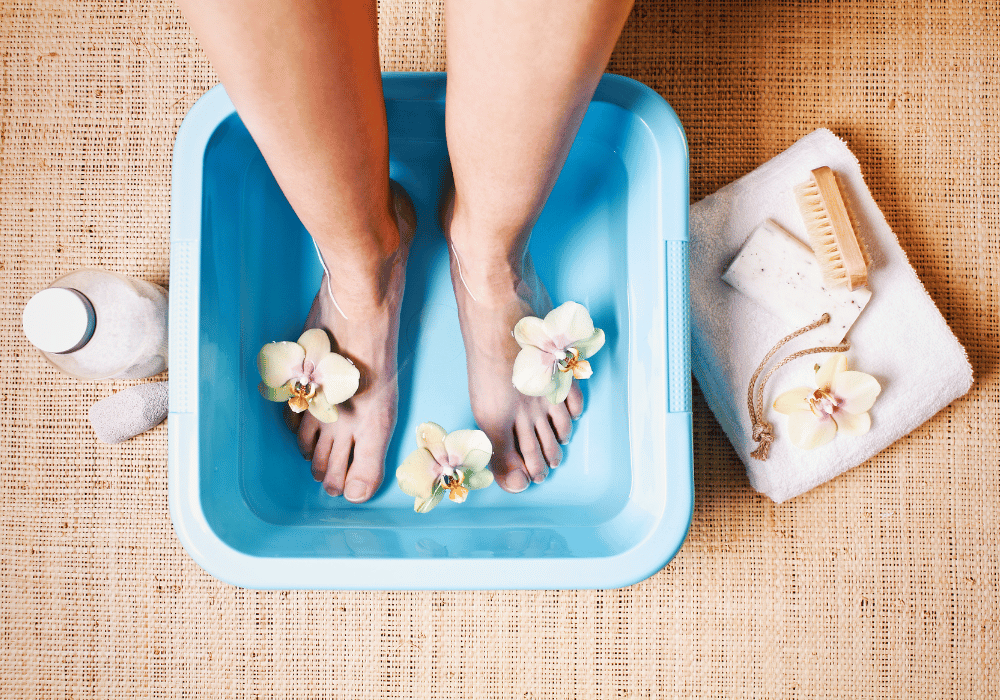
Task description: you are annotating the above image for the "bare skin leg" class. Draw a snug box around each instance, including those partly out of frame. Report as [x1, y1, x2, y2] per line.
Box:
[177, 0, 412, 502]
[443, 0, 634, 492]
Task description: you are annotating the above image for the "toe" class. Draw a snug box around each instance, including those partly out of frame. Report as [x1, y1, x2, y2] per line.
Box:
[534, 419, 563, 468]
[322, 437, 352, 497]
[311, 433, 334, 482]
[297, 414, 320, 460]
[566, 383, 584, 420]
[548, 403, 573, 445]
[495, 448, 530, 493]
[342, 443, 385, 504]
[516, 417, 549, 484]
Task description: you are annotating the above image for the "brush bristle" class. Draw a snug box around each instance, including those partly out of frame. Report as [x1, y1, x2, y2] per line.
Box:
[793, 179, 851, 285]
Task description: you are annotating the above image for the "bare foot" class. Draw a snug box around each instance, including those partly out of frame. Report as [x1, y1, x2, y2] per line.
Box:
[292, 182, 417, 502]
[442, 191, 584, 493]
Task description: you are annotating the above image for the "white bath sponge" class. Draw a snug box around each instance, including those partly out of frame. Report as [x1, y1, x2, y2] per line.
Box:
[89, 381, 169, 444]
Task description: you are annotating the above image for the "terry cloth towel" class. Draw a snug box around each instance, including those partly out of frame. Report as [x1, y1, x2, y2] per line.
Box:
[690, 128, 973, 503]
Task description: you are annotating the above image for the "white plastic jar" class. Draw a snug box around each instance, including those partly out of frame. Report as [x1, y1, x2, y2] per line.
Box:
[22, 268, 168, 380]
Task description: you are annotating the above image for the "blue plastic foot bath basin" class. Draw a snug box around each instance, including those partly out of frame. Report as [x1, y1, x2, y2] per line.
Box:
[168, 72, 691, 590]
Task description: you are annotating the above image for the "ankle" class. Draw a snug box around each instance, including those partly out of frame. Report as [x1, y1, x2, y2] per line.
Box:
[312, 181, 413, 272]
[449, 237, 550, 316]
[314, 230, 405, 309]
[448, 237, 518, 301]
[444, 190, 555, 309]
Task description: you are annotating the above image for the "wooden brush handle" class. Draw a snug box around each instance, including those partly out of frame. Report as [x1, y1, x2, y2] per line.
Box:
[811, 166, 867, 290]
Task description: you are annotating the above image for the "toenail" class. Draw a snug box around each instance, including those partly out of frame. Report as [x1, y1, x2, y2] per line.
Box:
[549, 458, 560, 468]
[324, 485, 342, 497]
[506, 471, 529, 493]
[559, 437, 570, 445]
[532, 472, 547, 484]
[344, 481, 369, 502]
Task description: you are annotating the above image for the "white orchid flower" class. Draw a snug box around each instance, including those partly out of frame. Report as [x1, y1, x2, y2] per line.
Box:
[257, 328, 360, 423]
[511, 301, 605, 404]
[773, 353, 881, 450]
[396, 422, 494, 513]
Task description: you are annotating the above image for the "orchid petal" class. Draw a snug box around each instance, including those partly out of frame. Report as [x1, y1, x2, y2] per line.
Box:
[572, 328, 605, 360]
[307, 391, 339, 423]
[543, 301, 595, 346]
[835, 409, 871, 436]
[297, 328, 331, 369]
[415, 422, 449, 457]
[512, 346, 557, 397]
[787, 410, 837, 450]
[461, 448, 492, 472]
[815, 353, 848, 391]
[257, 341, 305, 388]
[513, 315, 550, 350]
[444, 429, 493, 470]
[773, 386, 813, 415]
[258, 381, 293, 403]
[396, 447, 438, 499]
[314, 353, 360, 405]
[832, 370, 882, 414]
[547, 370, 574, 405]
[448, 488, 469, 504]
[465, 468, 494, 490]
[415, 487, 445, 513]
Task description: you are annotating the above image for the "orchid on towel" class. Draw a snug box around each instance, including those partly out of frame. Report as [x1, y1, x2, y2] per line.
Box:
[512, 301, 605, 404]
[773, 353, 881, 450]
[257, 328, 360, 423]
[396, 422, 494, 513]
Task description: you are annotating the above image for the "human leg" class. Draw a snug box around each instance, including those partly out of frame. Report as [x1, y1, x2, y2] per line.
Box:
[177, 0, 414, 501]
[443, 0, 634, 491]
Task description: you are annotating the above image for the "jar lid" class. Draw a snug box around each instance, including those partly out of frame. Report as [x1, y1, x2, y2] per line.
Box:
[22, 287, 96, 353]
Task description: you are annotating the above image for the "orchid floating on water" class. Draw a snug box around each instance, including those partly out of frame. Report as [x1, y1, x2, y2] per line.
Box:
[257, 328, 360, 423]
[772, 353, 881, 450]
[512, 301, 605, 404]
[396, 422, 494, 513]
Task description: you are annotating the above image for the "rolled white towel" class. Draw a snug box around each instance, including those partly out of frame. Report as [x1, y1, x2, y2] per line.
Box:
[88, 381, 169, 444]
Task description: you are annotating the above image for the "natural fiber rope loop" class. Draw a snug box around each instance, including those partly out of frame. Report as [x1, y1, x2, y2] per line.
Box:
[747, 313, 851, 460]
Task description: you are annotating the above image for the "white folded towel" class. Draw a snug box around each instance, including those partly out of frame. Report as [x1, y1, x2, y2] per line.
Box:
[690, 128, 973, 503]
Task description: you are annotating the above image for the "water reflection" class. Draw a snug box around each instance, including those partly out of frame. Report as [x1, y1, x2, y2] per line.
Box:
[414, 528, 571, 559]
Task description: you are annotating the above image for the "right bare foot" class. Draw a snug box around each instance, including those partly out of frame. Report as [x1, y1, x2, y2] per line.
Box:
[291, 182, 417, 502]
[442, 191, 584, 493]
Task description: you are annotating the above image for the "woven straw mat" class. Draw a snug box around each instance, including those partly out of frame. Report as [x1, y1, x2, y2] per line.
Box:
[1, 1, 997, 698]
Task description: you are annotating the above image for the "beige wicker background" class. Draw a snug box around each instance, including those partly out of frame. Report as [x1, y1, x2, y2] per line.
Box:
[1, 0, 997, 697]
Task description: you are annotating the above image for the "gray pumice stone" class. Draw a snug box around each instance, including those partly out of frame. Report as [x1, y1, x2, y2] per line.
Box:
[89, 381, 169, 444]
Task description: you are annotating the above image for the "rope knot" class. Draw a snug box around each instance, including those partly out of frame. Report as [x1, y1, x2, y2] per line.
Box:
[752, 422, 773, 442]
[750, 421, 774, 460]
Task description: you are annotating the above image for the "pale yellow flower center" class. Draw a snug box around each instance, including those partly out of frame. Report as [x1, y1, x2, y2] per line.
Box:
[441, 470, 469, 502]
[808, 388, 840, 417]
[557, 348, 582, 373]
[287, 380, 318, 413]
